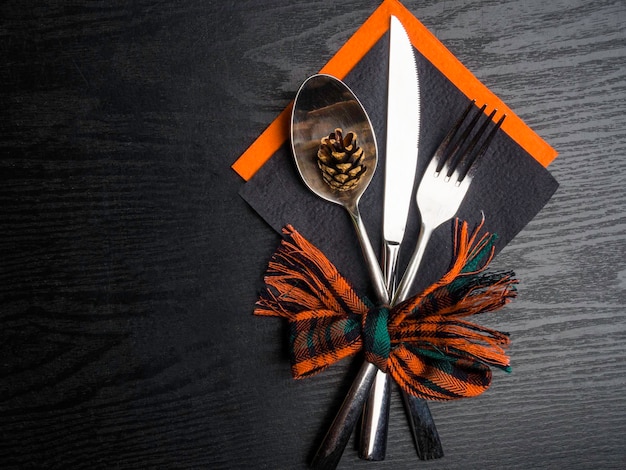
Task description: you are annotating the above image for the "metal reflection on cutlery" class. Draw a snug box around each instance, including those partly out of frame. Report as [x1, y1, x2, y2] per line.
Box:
[359, 14, 443, 462]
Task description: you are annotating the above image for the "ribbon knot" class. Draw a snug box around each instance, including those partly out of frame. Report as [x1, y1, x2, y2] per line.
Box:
[362, 305, 391, 372]
[255, 219, 516, 401]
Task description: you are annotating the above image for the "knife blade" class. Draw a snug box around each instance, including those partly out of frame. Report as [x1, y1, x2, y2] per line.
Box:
[359, 15, 442, 462]
[381, 15, 421, 289]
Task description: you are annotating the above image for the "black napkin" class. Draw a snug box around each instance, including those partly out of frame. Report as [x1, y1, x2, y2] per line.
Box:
[240, 31, 558, 301]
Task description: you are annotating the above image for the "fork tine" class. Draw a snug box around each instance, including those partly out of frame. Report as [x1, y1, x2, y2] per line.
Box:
[450, 108, 497, 179]
[433, 100, 476, 174]
[456, 112, 507, 182]
[439, 104, 487, 175]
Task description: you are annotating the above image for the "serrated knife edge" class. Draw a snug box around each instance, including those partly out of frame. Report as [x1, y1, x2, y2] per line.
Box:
[382, 15, 420, 247]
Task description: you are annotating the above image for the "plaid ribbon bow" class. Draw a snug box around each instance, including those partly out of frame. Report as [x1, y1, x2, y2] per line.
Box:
[255, 220, 516, 400]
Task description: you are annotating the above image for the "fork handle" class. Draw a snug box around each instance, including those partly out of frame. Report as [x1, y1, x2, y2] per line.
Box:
[393, 223, 433, 305]
[402, 392, 445, 459]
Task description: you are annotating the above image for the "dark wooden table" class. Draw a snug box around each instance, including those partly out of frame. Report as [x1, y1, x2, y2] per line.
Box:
[2, 1, 625, 468]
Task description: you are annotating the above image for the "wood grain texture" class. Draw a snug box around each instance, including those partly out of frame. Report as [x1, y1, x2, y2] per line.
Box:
[1, 0, 624, 468]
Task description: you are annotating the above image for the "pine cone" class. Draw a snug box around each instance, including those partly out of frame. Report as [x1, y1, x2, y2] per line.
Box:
[317, 128, 367, 191]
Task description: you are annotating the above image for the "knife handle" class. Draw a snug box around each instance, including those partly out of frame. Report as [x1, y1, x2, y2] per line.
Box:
[360, 226, 445, 461]
[359, 241, 398, 460]
[382, 241, 400, 293]
[359, 369, 391, 460]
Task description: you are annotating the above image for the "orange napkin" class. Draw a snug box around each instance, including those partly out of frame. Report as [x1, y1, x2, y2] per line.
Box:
[233, 0, 556, 181]
[234, 0, 558, 298]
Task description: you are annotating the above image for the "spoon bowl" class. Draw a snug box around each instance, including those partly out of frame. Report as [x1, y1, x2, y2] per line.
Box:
[291, 74, 378, 211]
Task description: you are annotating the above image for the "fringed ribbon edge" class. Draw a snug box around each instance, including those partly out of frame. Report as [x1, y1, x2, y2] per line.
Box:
[255, 219, 517, 401]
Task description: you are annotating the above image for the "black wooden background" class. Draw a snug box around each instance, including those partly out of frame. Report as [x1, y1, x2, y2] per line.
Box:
[1, 1, 625, 469]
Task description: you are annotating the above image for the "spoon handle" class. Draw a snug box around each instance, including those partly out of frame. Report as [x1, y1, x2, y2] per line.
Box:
[311, 204, 387, 469]
[311, 362, 378, 470]
[345, 204, 389, 305]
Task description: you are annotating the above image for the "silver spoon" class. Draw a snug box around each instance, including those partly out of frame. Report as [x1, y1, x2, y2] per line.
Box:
[291, 74, 389, 469]
[291, 74, 388, 305]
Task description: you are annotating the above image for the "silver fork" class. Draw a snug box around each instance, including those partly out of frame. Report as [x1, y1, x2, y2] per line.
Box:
[386, 101, 506, 460]
[392, 101, 506, 305]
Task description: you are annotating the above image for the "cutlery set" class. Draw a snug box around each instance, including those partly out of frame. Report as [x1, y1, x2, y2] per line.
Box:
[246, 5, 559, 468]
[291, 15, 506, 470]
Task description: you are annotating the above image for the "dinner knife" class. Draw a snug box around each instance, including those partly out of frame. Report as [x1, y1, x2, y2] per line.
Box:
[359, 15, 443, 461]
